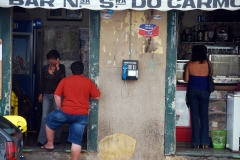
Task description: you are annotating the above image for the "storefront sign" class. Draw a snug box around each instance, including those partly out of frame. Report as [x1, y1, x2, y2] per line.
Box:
[139, 24, 159, 37]
[1, 0, 240, 10]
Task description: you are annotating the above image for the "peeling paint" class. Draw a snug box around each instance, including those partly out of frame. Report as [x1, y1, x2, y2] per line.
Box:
[125, 34, 128, 41]
[103, 45, 106, 53]
[113, 27, 116, 35]
[120, 21, 123, 30]
[91, 125, 96, 130]
[98, 133, 136, 160]
[102, 19, 111, 23]
[150, 59, 154, 71]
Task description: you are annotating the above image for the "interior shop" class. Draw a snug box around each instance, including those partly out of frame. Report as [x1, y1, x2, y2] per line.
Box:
[176, 9, 240, 151]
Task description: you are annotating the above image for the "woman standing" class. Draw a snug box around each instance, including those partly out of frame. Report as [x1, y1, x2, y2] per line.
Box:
[184, 45, 212, 149]
[37, 50, 66, 146]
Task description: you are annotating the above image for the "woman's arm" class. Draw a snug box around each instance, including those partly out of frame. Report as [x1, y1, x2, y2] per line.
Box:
[55, 64, 66, 81]
[184, 62, 190, 82]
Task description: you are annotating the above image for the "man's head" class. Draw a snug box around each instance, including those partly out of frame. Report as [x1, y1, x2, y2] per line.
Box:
[71, 61, 84, 75]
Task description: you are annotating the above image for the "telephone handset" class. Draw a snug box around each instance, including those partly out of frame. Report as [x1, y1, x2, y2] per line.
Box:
[122, 60, 138, 80]
[122, 64, 128, 80]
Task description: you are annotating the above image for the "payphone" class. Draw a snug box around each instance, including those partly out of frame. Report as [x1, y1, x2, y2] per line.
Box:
[122, 60, 138, 80]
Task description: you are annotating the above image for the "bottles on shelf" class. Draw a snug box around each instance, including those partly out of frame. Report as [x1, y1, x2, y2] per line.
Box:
[181, 28, 187, 42]
[192, 27, 197, 42]
[197, 24, 204, 42]
[180, 23, 235, 43]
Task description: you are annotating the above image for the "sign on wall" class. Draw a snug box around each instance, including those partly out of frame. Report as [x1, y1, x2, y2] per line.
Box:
[139, 24, 159, 37]
[1, 0, 240, 11]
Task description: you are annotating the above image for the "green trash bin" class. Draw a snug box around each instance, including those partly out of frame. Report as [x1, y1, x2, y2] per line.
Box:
[211, 130, 227, 149]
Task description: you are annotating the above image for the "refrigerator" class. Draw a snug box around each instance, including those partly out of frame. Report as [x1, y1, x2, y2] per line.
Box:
[226, 93, 240, 151]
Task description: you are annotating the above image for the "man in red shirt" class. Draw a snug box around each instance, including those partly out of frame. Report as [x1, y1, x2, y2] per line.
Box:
[43, 61, 100, 160]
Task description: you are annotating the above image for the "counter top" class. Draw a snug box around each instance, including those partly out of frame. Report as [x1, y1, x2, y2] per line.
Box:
[176, 82, 237, 91]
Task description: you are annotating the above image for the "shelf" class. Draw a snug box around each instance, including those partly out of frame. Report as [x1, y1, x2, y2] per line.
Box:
[209, 112, 226, 114]
[211, 62, 231, 63]
[210, 98, 226, 101]
[210, 54, 240, 57]
[182, 42, 240, 44]
[198, 22, 240, 24]
[177, 60, 189, 62]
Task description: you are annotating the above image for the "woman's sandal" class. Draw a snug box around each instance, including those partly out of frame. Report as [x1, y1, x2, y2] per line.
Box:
[202, 145, 209, 149]
[40, 145, 54, 151]
[193, 145, 199, 148]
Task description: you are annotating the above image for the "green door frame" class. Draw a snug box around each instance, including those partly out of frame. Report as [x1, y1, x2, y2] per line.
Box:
[165, 10, 178, 155]
[0, 8, 12, 116]
[87, 10, 100, 152]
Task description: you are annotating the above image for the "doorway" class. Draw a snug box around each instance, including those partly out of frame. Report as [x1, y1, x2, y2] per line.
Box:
[12, 7, 91, 150]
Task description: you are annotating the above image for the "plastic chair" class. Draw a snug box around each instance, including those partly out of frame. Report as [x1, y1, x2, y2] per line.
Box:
[3, 115, 27, 133]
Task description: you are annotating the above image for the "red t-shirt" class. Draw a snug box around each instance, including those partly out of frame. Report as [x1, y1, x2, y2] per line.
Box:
[54, 75, 100, 114]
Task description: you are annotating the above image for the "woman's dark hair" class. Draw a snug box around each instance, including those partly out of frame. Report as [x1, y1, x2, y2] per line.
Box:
[191, 45, 207, 63]
[46, 50, 60, 59]
[71, 61, 84, 75]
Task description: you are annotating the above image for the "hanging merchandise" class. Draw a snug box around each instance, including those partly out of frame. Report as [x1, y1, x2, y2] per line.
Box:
[138, 24, 159, 37]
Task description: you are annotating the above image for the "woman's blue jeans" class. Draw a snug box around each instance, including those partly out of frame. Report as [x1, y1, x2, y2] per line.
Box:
[186, 89, 210, 146]
[37, 94, 61, 144]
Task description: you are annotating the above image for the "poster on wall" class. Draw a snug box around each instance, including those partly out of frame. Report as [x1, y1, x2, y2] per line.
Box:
[139, 24, 159, 37]
[55, 26, 79, 60]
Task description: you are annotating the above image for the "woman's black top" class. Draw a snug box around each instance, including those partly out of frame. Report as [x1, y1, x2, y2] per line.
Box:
[39, 64, 66, 94]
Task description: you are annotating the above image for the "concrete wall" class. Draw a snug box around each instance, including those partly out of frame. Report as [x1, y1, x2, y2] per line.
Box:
[98, 10, 167, 160]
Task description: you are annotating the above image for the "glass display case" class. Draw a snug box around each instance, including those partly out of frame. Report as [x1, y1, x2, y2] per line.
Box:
[176, 60, 189, 81]
[176, 88, 192, 142]
[176, 90, 190, 127]
[208, 45, 240, 84]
